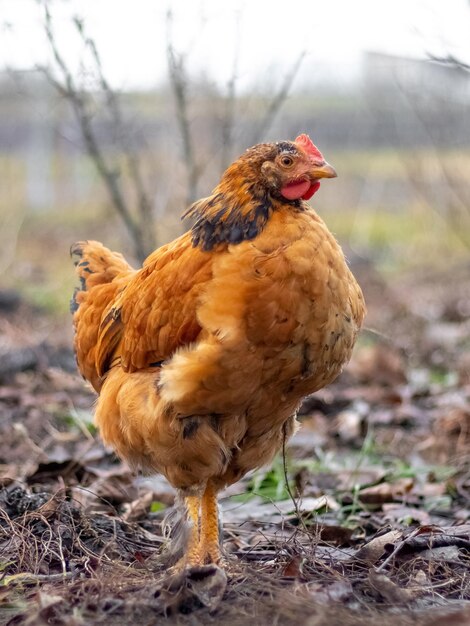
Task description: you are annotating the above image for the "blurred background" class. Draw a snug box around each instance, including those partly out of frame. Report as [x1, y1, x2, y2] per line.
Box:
[1, 0, 469, 324]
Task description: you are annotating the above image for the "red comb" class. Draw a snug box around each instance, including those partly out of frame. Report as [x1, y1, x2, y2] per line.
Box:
[295, 134, 324, 161]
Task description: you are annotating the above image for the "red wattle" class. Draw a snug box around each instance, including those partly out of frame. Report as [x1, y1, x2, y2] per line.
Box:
[280, 179, 311, 200]
[280, 180, 321, 201]
[302, 181, 320, 200]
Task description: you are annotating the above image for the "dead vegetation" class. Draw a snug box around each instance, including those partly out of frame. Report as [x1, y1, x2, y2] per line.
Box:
[0, 262, 469, 625]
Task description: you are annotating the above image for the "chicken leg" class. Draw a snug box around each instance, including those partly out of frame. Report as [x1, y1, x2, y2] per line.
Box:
[184, 494, 202, 566]
[181, 482, 220, 568]
[199, 481, 221, 564]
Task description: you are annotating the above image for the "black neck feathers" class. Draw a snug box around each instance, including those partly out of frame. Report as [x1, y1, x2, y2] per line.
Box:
[183, 189, 275, 251]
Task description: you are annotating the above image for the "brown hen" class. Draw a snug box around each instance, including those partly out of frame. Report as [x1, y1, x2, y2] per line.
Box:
[71, 134, 365, 567]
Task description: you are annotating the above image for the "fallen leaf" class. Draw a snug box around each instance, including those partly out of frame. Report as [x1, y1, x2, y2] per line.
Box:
[335, 468, 385, 491]
[359, 478, 414, 504]
[282, 555, 303, 578]
[368, 569, 414, 603]
[353, 530, 403, 564]
[87, 473, 138, 505]
[382, 504, 431, 525]
[36, 489, 66, 519]
[316, 524, 355, 546]
[418, 545, 461, 562]
[122, 490, 155, 521]
[396, 531, 470, 557]
[335, 409, 363, 442]
[349, 344, 407, 387]
[222, 495, 339, 523]
[304, 580, 353, 606]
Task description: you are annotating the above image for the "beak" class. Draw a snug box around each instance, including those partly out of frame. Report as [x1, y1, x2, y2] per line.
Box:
[310, 161, 337, 179]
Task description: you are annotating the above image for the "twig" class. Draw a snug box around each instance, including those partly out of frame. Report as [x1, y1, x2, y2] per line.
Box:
[428, 53, 470, 73]
[38, 3, 152, 262]
[73, 17, 155, 256]
[393, 77, 470, 248]
[282, 421, 309, 534]
[2, 571, 74, 585]
[166, 9, 200, 207]
[220, 9, 242, 170]
[253, 50, 306, 143]
[375, 527, 440, 573]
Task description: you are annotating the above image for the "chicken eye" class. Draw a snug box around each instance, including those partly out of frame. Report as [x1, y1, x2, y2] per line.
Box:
[280, 155, 294, 168]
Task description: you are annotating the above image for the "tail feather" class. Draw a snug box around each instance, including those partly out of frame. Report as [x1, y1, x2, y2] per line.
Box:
[71, 240, 134, 391]
[70, 240, 132, 313]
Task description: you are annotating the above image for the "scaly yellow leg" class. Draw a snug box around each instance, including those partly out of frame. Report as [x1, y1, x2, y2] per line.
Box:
[199, 482, 221, 564]
[185, 495, 201, 566]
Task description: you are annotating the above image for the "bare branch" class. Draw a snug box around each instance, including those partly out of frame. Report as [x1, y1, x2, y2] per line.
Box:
[39, 2, 153, 262]
[166, 9, 200, 206]
[253, 50, 307, 143]
[392, 79, 470, 249]
[428, 53, 470, 74]
[72, 16, 156, 256]
[220, 10, 242, 170]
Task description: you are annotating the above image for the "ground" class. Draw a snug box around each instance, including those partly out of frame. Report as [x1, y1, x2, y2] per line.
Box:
[0, 260, 469, 626]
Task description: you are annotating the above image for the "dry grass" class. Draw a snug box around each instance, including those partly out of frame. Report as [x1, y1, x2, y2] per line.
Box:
[0, 485, 469, 625]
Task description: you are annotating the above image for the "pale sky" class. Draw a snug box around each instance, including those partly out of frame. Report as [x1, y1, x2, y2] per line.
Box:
[1, 0, 470, 91]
